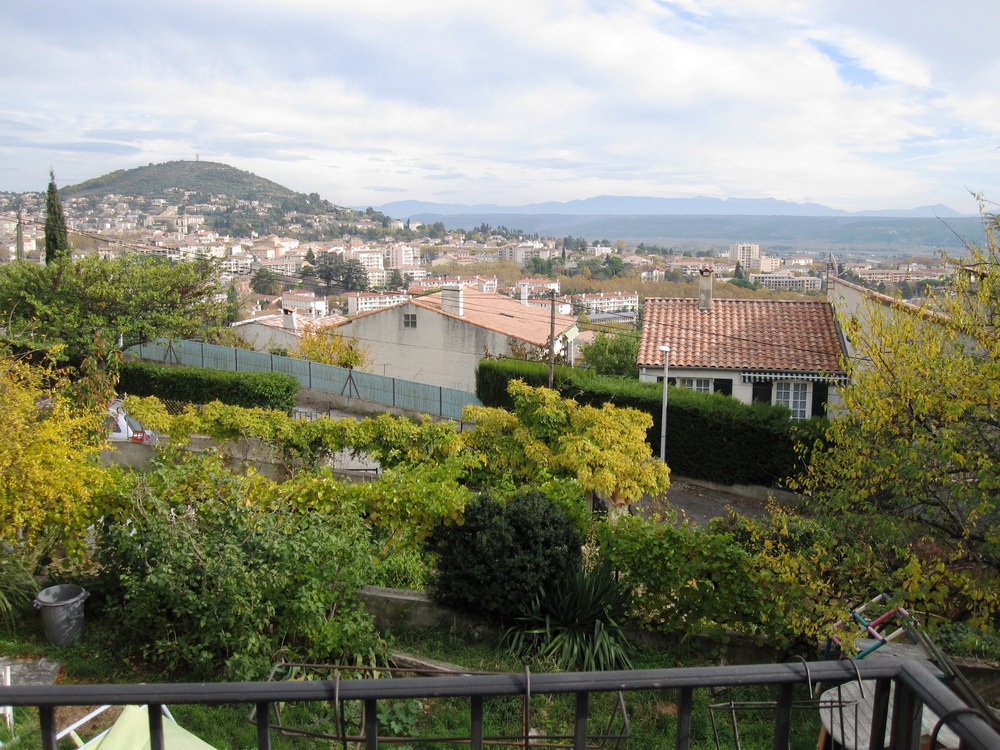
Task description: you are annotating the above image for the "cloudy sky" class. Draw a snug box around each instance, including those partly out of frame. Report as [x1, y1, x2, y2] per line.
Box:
[3, 1, 998, 213]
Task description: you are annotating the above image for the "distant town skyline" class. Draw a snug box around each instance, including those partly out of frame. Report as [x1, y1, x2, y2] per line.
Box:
[2, 1, 999, 215]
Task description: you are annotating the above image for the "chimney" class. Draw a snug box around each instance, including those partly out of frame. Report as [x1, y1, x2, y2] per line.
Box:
[698, 267, 714, 311]
[282, 308, 297, 331]
[520, 284, 529, 305]
[442, 284, 464, 317]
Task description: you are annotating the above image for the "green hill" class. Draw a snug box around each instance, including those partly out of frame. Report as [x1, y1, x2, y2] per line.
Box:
[62, 160, 303, 202]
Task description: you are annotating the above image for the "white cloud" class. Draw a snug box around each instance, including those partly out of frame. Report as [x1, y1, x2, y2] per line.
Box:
[0, 0, 996, 214]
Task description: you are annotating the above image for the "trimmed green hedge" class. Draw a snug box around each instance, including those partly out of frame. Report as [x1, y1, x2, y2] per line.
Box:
[475, 359, 821, 488]
[119, 361, 299, 412]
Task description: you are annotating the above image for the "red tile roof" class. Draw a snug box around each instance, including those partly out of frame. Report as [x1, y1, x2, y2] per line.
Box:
[413, 287, 577, 347]
[638, 298, 846, 373]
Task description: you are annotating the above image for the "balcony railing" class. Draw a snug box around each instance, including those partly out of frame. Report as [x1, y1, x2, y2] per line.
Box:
[3, 658, 999, 750]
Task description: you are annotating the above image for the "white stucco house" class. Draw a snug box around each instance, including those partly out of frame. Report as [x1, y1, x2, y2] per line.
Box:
[637, 270, 848, 419]
[337, 285, 579, 392]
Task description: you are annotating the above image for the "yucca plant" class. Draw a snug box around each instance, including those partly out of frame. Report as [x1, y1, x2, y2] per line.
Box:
[503, 562, 635, 672]
[0, 551, 38, 627]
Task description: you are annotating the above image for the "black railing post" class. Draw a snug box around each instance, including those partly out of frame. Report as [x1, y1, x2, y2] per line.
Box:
[365, 698, 378, 750]
[39, 706, 56, 750]
[256, 701, 272, 750]
[676, 687, 693, 750]
[870, 678, 892, 749]
[772, 683, 793, 750]
[470, 695, 483, 750]
[573, 692, 589, 750]
[889, 680, 922, 750]
[148, 704, 164, 750]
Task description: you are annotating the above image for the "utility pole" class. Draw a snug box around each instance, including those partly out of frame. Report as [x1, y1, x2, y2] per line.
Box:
[658, 345, 670, 463]
[548, 288, 556, 389]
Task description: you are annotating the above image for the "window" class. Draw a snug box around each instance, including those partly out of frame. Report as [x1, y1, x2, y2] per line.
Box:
[713, 379, 733, 396]
[678, 378, 710, 392]
[775, 382, 809, 420]
[403, 313, 417, 329]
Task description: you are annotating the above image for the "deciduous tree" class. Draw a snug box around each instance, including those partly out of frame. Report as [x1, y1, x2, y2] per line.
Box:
[462, 380, 670, 513]
[796, 203, 1000, 579]
[294, 324, 373, 370]
[0, 255, 227, 361]
[0, 350, 117, 558]
[250, 267, 281, 295]
[581, 331, 639, 377]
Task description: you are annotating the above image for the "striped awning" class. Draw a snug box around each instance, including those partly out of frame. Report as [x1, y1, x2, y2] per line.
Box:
[741, 370, 849, 385]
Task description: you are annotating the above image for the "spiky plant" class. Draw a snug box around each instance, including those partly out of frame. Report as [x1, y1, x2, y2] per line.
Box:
[503, 562, 635, 672]
[0, 552, 38, 626]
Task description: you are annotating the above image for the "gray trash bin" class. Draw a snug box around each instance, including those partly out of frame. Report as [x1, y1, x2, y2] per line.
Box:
[33, 584, 89, 646]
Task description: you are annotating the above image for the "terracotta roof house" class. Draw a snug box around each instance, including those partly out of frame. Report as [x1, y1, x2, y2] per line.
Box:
[637, 270, 848, 419]
[337, 285, 579, 392]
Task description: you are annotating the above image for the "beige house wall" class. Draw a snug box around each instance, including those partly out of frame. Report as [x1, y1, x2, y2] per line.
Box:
[342, 303, 543, 392]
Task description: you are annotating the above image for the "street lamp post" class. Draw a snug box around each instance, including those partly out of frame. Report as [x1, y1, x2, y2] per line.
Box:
[658, 345, 670, 463]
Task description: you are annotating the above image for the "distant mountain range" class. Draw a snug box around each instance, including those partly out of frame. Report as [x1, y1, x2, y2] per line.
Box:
[50, 161, 983, 250]
[372, 196, 983, 250]
[374, 196, 967, 219]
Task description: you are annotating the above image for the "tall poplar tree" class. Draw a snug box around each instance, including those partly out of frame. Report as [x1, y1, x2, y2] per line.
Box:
[44, 170, 71, 264]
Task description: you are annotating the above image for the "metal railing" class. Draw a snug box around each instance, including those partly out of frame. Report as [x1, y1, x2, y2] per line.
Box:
[4, 659, 999, 750]
[127, 339, 482, 421]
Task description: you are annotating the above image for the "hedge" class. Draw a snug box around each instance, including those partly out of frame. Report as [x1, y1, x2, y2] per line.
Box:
[475, 359, 822, 488]
[118, 361, 299, 412]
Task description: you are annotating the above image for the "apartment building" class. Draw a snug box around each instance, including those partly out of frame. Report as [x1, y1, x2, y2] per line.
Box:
[569, 291, 640, 315]
[344, 291, 412, 315]
[748, 272, 822, 292]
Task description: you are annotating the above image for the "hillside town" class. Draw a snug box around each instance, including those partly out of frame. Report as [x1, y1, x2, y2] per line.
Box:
[0, 185, 951, 308]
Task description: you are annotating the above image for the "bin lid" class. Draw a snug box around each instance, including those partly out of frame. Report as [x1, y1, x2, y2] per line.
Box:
[34, 584, 87, 607]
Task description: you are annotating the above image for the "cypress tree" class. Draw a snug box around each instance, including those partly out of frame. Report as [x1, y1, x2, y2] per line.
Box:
[44, 170, 71, 264]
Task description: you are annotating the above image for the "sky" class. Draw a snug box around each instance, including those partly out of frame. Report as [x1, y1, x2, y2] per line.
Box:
[2, 1, 999, 214]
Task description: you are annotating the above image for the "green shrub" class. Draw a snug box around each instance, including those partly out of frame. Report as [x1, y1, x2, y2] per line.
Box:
[931, 621, 1000, 661]
[96, 452, 379, 680]
[370, 545, 430, 590]
[596, 516, 762, 637]
[503, 562, 636, 671]
[475, 359, 820, 488]
[119, 361, 298, 411]
[426, 488, 584, 620]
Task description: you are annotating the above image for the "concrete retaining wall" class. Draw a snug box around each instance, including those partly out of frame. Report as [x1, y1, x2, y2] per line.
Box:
[360, 586, 779, 665]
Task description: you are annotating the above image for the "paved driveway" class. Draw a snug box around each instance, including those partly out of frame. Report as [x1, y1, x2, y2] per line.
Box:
[636, 477, 771, 525]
